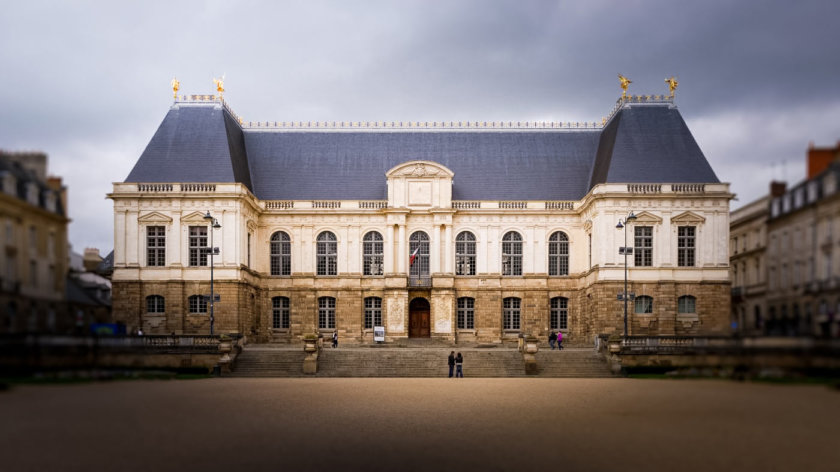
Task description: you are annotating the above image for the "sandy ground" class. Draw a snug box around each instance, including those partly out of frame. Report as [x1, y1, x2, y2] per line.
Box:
[1, 378, 838, 472]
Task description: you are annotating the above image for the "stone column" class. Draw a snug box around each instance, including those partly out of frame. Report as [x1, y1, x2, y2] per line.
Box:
[398, 224, 406, 274]
[444, 224, 453, 274]
[386, 224, 395, 273]
[431, 224, 441, 273]
[170, 212, 181, 267]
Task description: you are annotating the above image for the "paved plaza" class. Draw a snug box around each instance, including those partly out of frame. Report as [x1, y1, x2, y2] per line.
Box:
[1, 378, 838, 471]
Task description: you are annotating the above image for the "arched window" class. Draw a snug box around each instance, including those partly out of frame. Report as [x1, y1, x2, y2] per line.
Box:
[363, 232, 384, 276]
[548, 232, 569, 276]
[457, 297, 475, 329]
[364, 297, 382, 329]
[503, 297, 521, 330]
[146, 295, 165, 314]
[678, 295, 696, 314]
[634, 295, 653, 314]
[270, 231, 291, 276]
[318, 296, 336, 329]
[316, 231, 337, 276]
[409, 231, 430, 280]
[550, 297, 568, 330]
[502, 232, 522, 276]
[188, 295, 207, 314]
[455, 232, 476, 276]
[272, 296, 290, 329]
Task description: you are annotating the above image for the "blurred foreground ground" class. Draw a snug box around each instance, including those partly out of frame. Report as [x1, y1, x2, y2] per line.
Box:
[1, 378, 838, 471]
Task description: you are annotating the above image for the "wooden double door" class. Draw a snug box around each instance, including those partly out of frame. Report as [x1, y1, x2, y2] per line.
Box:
[408, 298, 430, 338]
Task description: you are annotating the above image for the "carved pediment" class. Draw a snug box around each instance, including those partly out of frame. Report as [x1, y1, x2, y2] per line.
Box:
[182, 211, 210, 223]
[633, 211, 663, 224]
[671, 211, 706, 224]
[386, 160, 454, 179]
[138, 211, 172, 224]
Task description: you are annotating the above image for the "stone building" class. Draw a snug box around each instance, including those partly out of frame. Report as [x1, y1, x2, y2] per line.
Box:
[0, 151, 69, 332]
[729, 194, 769, 335]
[109, 92, 731, 343]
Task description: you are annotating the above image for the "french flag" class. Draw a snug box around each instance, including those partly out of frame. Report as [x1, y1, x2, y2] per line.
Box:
[409, 247, 420, 266]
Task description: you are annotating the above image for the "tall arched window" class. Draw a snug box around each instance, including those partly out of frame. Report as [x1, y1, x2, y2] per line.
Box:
[364, 297, 382, 329]
[678, 295, 696, 314]
[548, 232, 569, 276]
[503, 297, 521, 330]
[188, 295, 207, 314]
[635, 295, 653, 314]
[409, 231, 430, 281]
[270, 231, 291, 276]
[550, 297, 568, 330]
[457, 297, 475, 329]
[502, 232, 522, 276]
[316, 231, 337, 276]
[455, 231, 476, 276]
[146, 295, 165, 314]
[363, 232, 384, 276]
[318, 296, 336, 329]
[272, 296, 290, 329]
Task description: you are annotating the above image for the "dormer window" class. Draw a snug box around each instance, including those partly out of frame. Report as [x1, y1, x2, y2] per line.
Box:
[0, 172, 14, 196]
[26, 183, 39, 206]
[44, 191, 56, 213]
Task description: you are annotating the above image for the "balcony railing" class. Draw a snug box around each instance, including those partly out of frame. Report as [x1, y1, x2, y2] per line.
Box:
[408, 276, 432, 288]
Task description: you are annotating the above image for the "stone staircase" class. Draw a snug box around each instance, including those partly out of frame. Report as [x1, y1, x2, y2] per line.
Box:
[228, 345, 613, 378]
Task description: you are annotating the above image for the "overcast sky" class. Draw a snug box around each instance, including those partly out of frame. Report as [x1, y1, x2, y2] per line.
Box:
[1, 0, 839, 253]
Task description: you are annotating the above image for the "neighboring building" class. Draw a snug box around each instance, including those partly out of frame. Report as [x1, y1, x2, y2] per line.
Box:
[66, 247, 112, 329]
[0, 151, 69, 332]
[109, 92, 731, 343]
[764, 143, 840, 337]
[730, 194, 769, 335]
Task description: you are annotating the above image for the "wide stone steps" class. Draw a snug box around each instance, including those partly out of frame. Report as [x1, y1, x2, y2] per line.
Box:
[535, 349, 614, 377]
[228, 349, 307, 377]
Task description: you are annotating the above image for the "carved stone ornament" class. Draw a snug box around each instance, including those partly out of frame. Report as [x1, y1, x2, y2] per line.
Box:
[401, 164, 441, 177]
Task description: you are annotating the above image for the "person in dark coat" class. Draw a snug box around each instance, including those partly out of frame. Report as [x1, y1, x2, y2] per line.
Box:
[549, 331, 557, 350]
[447, 351, 456, 378]
[332, 330, 338, 348]
[455, 352, 464, 378]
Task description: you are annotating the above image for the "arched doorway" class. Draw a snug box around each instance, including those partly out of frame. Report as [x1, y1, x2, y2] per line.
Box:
[409, 297, 430, 338]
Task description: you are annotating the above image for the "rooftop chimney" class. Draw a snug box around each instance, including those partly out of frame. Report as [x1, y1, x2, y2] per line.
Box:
[770, 181, 787, 197]
[807, 143, 839, 179]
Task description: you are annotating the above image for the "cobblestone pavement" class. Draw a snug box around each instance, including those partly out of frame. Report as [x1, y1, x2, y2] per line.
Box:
[1, 378, 838, 471]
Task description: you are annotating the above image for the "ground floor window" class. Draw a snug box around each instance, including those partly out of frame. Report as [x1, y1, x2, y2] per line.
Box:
[503, 297, 521, 330]
[319, 296, 336, 329]
[146, 295, 165, 314]
[364, 297, 382, 329]
[272, 296, 290, 329]
[678, 295, 696, 314]
[635, 295, 653, 314]
[457, 297, 475, 329]
[550, 297, 568, 330]
[188, 295, 207, 314]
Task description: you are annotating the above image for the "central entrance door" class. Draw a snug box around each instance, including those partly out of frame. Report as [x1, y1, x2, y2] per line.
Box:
[409, 297, 431, 338]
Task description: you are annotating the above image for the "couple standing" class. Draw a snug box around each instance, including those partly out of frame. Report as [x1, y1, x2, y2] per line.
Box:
[448, 351, 464, 378]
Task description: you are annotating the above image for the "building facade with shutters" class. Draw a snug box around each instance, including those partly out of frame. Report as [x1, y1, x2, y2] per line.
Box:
[109, 93, 731, 343]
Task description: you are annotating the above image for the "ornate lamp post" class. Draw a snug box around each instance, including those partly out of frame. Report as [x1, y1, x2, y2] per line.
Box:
[616, 211, 638, 338]
[203, 211, 222, 335]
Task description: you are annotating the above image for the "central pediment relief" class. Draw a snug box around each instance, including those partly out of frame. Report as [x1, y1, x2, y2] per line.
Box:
[386, 160, 455, 179]
[386, 160, 454, 210]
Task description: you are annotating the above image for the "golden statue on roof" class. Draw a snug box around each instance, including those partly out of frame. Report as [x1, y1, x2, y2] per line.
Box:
[213, 76, 225, 98]
[171, 77, 180, 99]
[618, 74, 632, 98]
[665, 76, 679, 97]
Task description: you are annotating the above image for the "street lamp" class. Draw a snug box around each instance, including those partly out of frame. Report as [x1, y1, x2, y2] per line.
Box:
[616, 211, 637, 338]
[203, 211, 222, 336]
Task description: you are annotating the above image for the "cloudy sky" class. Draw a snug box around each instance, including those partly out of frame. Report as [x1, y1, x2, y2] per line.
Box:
[1, 0, 838, 253]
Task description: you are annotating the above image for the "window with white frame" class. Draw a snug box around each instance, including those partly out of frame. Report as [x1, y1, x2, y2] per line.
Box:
[455, 232, 476, 276]
[272, 296, 290, 329]
[634, 226, 653, 266]
[678, 226, 696, 267]
[502, 232, 522, 276]
[548, 232, 569, 276]
[188, 294, 207, 314]
[635, 295, 653, 314]
[146, 226, 166, 266]
[364, 297, 382, 329]
[503, 297, 521, 330]
[318, 296, 336, 329]
[550, 297, 568, 330]
[409, 231, 430, 278]
[146, 295, 165, 314]
[189, 226, 208, 266]
[678, 295, 696, 314]
[316, 232, 337, 276]
[363, 232, 384, 276]
[457, 297, 475, 329]
[270, 231, 291, 276]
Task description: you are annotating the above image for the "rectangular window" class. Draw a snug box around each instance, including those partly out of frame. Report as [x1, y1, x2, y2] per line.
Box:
[189, 226, 208, 266]
[189, 295, 207, 314]
[550, 298, 568, 330]
[29, 226, 37, 252]
[634, 226, 653, 267]
[678, 226, 696, 267]
[30, 259, 37, 287]
[272, 297, 290, 329]
[457, 297, 475, 329]
[364, 297, 382, 329]
[503, 297, 520, 330]
[318, 297, 336, 329]
[147, 226, 166, 266]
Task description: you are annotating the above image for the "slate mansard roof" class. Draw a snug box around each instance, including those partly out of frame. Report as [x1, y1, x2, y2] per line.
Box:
[125, 98, 719, 201]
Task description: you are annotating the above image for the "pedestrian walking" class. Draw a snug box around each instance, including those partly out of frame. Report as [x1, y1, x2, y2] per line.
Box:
[549, 331, 557, 350]
[448, 351, 456, 378]
[332, 330, 338, 348]
[557, 331, 563, 350]
[455, 352, 464, 378]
